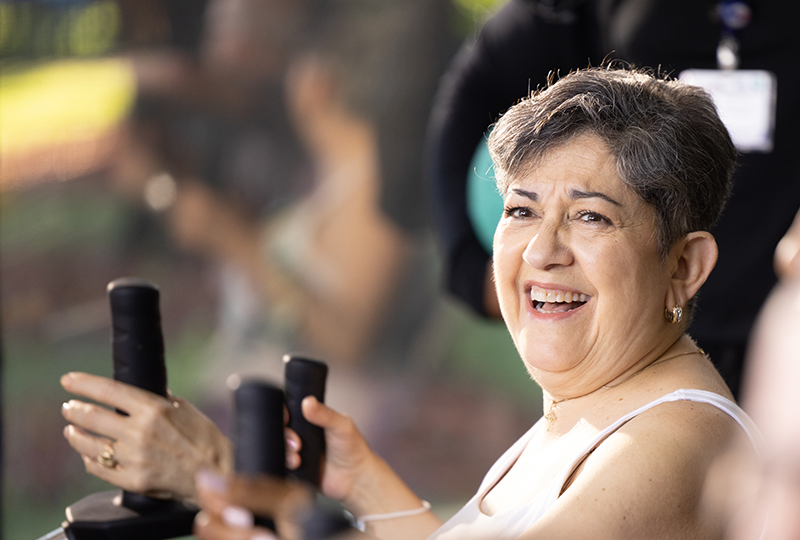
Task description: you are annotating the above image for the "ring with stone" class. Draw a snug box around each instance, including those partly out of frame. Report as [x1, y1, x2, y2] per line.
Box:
[97, 444, 118, 469]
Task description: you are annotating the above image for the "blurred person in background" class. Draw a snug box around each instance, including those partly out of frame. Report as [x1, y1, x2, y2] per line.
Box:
[704, 208, 800, 540]
[427, 0, 800, 400]
[111, 0, 455, 371]
[106, 0, 318, 369]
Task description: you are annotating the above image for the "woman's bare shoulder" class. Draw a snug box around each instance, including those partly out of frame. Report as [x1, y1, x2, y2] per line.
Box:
[619, 397, 743, 456]
[518, 399, 743, 540]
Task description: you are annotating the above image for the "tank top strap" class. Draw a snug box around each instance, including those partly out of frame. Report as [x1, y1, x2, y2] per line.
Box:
[580, 389, 762, 466]
[662, 389, 763, 455]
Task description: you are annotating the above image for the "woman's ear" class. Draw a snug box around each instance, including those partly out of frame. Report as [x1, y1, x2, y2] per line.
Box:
[666, 231, 718, 308]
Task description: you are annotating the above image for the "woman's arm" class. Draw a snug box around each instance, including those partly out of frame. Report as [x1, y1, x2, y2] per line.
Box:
[61, 371, 233, 503]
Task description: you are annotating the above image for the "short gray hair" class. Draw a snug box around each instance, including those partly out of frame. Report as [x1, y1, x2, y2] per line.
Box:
[488, 66, 737, 260]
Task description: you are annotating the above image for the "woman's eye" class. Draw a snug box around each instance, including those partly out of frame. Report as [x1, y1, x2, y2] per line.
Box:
[577, 211, 611, 225]
[504, 206, 534, 219]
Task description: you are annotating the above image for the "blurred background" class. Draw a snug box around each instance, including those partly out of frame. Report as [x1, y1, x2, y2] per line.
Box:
[0, 0, 543, 538]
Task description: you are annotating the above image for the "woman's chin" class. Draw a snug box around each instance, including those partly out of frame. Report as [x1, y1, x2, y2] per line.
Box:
[515, 336, 585, 375]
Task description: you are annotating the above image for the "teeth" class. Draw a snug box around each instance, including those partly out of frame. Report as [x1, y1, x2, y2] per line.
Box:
[530, 288, 588, 304]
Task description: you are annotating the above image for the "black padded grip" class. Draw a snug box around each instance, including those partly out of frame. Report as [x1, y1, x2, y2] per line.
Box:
[107, 277, 167, 399]
[233, 380, 287, 478]
[283, 355, 327, 486]
[232, 380, 286, 531]
[107, 277, 171, 513]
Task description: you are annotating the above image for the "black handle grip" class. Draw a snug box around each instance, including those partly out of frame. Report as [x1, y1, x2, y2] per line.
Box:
[232, 379, 287, 531]
[59, 277, 196, 539]
[107, 277, 172, 513]
[232, 379, 287, 478]
[108, 277, 167, 400]
[283, 355, 328, 486]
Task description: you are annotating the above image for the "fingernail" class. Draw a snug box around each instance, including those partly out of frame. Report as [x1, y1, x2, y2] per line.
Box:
[194, 510, 211, 529]
[196, 470, 227, 494]
[222, 505, 254, 528]
[251, 533, 278, 540]
[286, 437, 299, 450]
[62, 401, 71, 411]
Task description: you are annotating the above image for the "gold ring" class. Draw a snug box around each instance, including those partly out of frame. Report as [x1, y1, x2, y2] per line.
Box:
[97, 445, 117, 469]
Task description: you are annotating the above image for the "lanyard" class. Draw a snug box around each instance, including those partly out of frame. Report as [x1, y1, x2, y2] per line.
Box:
[716, 1, 753, 69]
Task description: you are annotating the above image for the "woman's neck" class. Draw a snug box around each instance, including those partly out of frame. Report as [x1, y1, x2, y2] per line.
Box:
[535, 332, 690, 399]
[598, 335, 699, 390]
[537, 334, 704, 431]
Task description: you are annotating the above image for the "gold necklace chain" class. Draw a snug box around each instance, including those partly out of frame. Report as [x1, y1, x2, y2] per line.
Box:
[543, 349, 706, 427]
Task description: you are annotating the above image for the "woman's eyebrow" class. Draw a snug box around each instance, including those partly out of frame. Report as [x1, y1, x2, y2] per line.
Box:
[569, 189, 622, 206]
[511, 188, 538, 201]
[511, 188, 622, 206]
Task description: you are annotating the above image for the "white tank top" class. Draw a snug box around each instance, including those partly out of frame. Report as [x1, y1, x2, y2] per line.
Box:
[427, 389, 761, 540]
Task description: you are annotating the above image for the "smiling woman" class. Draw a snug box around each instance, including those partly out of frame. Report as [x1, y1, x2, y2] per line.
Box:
[432, 66, 754, 539]
[189, 67, 761, 540]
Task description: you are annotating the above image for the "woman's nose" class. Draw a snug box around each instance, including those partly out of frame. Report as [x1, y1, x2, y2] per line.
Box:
[522, 221, 573, 269]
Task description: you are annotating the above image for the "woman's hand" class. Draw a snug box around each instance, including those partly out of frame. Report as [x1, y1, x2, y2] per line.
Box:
[61, 372, 233, 503]
[285, 397, 442, 540]
[285, 396, 375, 508]
[193, 472, 314, 540]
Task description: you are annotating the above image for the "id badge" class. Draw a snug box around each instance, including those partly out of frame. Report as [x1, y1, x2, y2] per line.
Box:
[680, 69, 776, 153]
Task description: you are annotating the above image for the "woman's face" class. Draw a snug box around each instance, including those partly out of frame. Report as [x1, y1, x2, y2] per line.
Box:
[493, 133, 672, 392]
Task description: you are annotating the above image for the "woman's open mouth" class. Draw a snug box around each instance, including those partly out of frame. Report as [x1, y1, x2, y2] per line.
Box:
[530, 287, 589, 314]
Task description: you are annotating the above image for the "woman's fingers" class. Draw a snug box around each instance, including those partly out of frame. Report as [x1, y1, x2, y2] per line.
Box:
[80, 449, 125, 486]
[62, 373, 217, 500]
[285, 428, 302, 470]
[63, 421, 149, 494]
[61, 372, 161, 416]
[63, 423, 124, 484]
[302, 396, 363, 457]
[194, 511, 278, 540]
[301, 395, 348, 430]
[297, 396, 372, 504]
[61, 399, 129, 441]
[62, 373, 185, 463]
[61, 397, 150, 492]
[194, 472, 309, 540]
[198, 471, 310, 516]
[228, 476, 312, 518]
[194, 475, 252, 540]
[287, 396, 348, 472]
[62, 423, 113, 460]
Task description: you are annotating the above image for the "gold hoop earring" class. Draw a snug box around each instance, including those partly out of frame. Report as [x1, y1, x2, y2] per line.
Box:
[665, 305, 683, 324]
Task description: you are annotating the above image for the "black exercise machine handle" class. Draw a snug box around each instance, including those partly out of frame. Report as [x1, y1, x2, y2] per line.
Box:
[107, 277, 171, 512]
[232, 379, 287, 530]
[283, 355, 327, 486]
